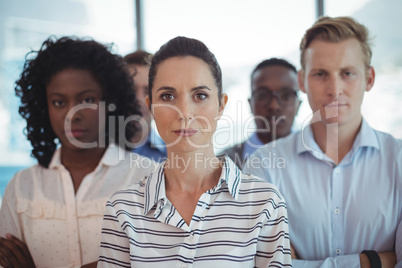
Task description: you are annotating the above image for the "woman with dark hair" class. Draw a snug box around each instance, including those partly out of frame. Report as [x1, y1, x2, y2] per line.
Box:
[0, 36, 156, 267]
[99, 36, 291, 267]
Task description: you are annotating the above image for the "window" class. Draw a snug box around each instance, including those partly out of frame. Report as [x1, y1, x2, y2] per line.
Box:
[0, 0, 136, 199]
[143, 0, 316, 152]
[326, 0, 402, 138]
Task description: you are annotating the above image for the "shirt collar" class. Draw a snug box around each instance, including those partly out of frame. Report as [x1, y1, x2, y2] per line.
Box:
[352, 119, 379, 150]
[296, 125, 322, 155]
[243, 133, 265, 159]
[143, 155, 242, 215]
[143, 162, 167, 215]
[296, 118, 380, 156]
[248, 132, 264, 147]
[48, 143, 123, 169]
[48, 147, 62, 169]
[214, 155, 241, 200]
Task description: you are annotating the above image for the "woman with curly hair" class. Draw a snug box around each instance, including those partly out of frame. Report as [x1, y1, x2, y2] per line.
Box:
[0, 36, 156, 267]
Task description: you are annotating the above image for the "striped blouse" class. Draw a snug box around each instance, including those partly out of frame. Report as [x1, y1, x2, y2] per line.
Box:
[98, 156, 291, 267]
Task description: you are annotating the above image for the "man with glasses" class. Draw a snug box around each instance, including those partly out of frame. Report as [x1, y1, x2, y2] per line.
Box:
[222, 58, 300, 168]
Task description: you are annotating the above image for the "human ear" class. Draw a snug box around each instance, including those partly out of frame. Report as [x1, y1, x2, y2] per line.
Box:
[298, 70, 307, 94]
[145, 95, 152, 113]
[218, 93, 228, 117]
[248, 97, 254, 114]
[365, 66, 375, 92]
[295, 99, 302, 115]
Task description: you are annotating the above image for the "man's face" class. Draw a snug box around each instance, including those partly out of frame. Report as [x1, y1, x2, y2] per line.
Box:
[249, 65, 300, 144]
[128, 64, 152, 127]
[299, 38, 375, 129]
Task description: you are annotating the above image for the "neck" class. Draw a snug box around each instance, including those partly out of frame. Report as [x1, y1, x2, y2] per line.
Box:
[311, 116, 362, 165]
[257, 132, 273, 145]
[60, 145, 106, 172]
[164, 148, 222, 193]
[257, 130, 290, 145]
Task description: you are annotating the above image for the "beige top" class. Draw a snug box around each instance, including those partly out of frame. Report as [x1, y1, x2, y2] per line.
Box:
[0, 145, 157, 268]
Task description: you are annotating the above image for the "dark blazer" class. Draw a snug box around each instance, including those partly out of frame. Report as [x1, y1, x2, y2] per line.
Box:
[221, 142, 246, 169]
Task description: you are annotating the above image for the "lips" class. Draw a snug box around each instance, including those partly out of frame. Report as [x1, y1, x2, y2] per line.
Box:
[325, 101, 347, 108]
[266, 115, 286, 123]
[173, 129, 198, 137]
[66, 128, 86, 138]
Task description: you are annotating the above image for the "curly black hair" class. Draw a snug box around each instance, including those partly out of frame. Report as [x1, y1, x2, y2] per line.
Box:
[15, 36, 141, 168]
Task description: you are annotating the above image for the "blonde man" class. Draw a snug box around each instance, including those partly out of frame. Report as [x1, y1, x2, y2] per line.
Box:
[244, 16, 402, 268]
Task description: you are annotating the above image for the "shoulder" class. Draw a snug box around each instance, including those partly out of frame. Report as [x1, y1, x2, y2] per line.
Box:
[108, 174, 149, 204]
[237, 171, 285, 201]
[373, 128, 402, 152]
[244, 132, 299, 169]
[221, 142, 245, 157]
[221, 142, 245, 168]
[250, 132, 300, 158]
[2, 164, 44, 199]
[110, 151, 158, 177]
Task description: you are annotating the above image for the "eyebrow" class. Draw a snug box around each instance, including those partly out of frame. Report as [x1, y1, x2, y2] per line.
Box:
[47, 89, 100, 97]
[156, 85, 212, 93]
[254, 86, 297, 92]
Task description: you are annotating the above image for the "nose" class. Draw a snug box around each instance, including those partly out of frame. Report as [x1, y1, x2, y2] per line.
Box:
[267, 95, 281, 110]
[65, 102, 83, 123]
[177, 98, 194, 122]
[326, 75, 343, 97]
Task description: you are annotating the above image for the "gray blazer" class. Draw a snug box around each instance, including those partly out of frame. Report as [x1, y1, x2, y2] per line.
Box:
[221, 142, 246, 169]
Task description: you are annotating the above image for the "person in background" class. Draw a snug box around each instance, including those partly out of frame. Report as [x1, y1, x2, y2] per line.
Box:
[222, 58, 300, 168]
[0, 36, 156, 268]
[244, 16, 402, 267]
[124, 50, 167, 162]
[98, 36, 291, 267]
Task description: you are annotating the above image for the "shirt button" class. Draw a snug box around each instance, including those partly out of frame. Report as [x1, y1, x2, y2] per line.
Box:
[334, 167, 340, 174]
[334, 208, 340, 214]
[188, 233, 195, 241]
[181, 264, 187, 268]
[202, 203, 208, 209]
[336, 248, 341, 255]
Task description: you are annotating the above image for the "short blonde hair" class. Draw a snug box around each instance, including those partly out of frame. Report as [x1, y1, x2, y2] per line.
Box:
[300, 16, 372, 70]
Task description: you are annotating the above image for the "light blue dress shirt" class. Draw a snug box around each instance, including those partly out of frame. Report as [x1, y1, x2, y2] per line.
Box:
[244, 119, 402, 268]
[132, 128, 167, 163]
[242, 132, 265, 160]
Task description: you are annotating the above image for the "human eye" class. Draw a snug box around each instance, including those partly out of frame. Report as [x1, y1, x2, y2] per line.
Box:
[52, 100, 65, 107]
[253, 91, 268, 99]
[343, 71, 355, 78]
[280, 90, 295, 101]
[313, 71, 325, 77]
[194, 92, 208, 101]
[160, 92, 175, 101]
[82, 97, 96, 104]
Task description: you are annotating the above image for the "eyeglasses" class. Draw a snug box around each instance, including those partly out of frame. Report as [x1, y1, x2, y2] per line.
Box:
[251, 88, 298, 106]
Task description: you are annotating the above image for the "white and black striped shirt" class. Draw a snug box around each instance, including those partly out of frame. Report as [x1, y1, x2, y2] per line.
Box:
[99, 156, 291, 267]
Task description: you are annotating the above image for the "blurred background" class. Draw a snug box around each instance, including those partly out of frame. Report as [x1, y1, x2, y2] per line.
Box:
[1, 0, 401, 200]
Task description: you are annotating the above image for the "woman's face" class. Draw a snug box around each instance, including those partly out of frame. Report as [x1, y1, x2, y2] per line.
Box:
[46, 69, 103, 151]
[147, 56, 227, 153]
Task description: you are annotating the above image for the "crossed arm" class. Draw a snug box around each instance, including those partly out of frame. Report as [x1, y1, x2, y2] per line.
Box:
[290, 244, 397, 268]
[0, 235, 98, 268]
